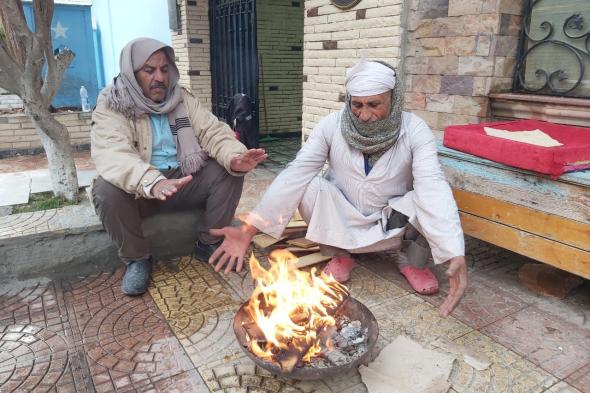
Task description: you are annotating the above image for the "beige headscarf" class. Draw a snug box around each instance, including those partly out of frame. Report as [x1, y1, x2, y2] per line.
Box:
[107, 37, 207, 176]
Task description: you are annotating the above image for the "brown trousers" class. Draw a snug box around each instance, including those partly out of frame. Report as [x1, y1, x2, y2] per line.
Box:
[92, 160, 244, 262]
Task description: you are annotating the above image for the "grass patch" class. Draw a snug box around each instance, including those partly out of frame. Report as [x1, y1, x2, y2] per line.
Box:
[12, 192, 80, 214]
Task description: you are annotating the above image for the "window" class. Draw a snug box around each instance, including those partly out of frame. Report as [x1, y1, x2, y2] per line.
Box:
[514, 0, 590, 97]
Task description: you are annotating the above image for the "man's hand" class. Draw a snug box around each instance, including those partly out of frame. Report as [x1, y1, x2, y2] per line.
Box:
[208, 225, 258, 274]
[152, 175, 193, 201]
[230, 148, 267, 173]
[439, 256, 468, 317]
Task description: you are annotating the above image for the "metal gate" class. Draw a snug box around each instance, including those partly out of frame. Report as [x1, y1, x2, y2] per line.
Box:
[209, 0, 258, 124]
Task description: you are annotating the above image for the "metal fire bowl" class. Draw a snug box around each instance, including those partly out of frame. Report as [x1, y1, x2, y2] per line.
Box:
[233, 297, 379, 380]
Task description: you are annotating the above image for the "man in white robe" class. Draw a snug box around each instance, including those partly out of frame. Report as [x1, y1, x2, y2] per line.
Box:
[208, 59, 468, 317]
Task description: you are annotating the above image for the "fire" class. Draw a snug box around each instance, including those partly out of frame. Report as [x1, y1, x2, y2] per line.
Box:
[244, 250, 349, 370]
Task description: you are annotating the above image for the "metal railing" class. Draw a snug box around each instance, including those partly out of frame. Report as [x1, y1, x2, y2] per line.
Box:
[513, 0, 590, 97]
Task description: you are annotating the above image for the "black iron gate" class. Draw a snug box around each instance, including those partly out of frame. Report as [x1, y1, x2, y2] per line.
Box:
[209, 0, 258, 125]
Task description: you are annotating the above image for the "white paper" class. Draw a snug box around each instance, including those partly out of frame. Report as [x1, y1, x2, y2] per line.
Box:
[484, 127, 563, 147]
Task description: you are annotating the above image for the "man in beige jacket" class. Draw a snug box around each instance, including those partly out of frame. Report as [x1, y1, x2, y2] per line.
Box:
[91, 38, 266, 295]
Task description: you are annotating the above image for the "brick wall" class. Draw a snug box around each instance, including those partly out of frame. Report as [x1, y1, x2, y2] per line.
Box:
[171, 0, 213, 110]
[302, 0, 404, 138]
[257, 0, 304, 135]
[0, 112, 91, 154]
[405, 0, 525, 135]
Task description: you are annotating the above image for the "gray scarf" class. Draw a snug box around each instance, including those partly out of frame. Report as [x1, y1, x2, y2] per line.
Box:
[106, 37, 207, 176]
[341, 69, 404, 167]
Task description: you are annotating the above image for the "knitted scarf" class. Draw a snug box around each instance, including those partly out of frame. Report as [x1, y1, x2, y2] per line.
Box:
[341, 67, 404, 167]
[106, 38, 207, 175]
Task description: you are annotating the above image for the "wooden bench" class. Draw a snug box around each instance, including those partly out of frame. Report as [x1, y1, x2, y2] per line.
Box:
[437, 141, 590, 279]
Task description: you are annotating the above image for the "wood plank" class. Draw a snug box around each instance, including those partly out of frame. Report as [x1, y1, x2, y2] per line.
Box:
[286, 220, 308, 229]
[440, 155, 590, 225]
[293, 252, 331, 269]
[284, 246, 321, 253]
[459, 212, 590, 279]
[286, 237, 318, 249]
[453, 189, 590, 251]
[252, 234, 285, 249]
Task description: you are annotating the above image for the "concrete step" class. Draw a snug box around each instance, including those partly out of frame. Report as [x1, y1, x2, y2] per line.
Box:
[0, 200, 204, 280]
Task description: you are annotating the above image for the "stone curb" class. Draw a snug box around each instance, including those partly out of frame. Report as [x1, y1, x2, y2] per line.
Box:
[0, 203, 204, 281]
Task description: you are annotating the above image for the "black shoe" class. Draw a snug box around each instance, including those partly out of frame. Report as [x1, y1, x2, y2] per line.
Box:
[121, 258, 152, 296]
[193, 240, 222, 262]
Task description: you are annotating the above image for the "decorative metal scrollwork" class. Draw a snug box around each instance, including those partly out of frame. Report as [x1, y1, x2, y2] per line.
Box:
[514, 0, 590, 96]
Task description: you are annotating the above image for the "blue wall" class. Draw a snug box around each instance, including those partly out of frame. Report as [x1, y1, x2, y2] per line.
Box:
[23, 3, 99, 109]
[92, 0, 171, 89]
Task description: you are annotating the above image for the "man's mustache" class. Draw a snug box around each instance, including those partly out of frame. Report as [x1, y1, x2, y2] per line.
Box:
[150, 82, 166, 90]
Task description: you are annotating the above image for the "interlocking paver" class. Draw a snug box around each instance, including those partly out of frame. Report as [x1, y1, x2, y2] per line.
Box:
[63, 268, 193, 392]
[451, 331, 557, 392]
[482, 306, 590, 379]
[2, 139, 589, 392]
[565, 363, 590, 393]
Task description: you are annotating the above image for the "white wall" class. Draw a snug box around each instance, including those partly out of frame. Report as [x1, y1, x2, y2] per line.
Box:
[92, 0, 172, 87]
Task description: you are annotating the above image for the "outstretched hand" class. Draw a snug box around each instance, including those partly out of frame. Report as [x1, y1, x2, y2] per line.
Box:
[439, 256, 468, 317]
[230, 148, 267, 173]
[152, 175, 193, 201]
[208, 225, 258, 274]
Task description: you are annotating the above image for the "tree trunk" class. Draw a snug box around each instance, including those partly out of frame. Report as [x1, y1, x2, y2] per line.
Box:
[27, 105, 79, 200]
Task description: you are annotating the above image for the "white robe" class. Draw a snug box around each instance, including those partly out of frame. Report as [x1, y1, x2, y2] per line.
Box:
[246, 111, 464, 264]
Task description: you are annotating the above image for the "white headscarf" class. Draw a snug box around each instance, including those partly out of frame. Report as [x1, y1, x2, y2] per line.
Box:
[345, 59, 397, 96]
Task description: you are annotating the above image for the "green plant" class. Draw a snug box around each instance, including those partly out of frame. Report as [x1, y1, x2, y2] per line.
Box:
[12, 191, 80, 214]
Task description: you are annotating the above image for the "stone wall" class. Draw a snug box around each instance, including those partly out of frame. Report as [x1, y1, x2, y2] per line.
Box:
[0, 112, 91, 154]
[171, 0, 213, 110]
[405, 0, 525, 135]
[302, 0, 404, 138]
[257, 0, 304, 135]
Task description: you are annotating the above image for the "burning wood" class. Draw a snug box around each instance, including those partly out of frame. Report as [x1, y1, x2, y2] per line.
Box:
[241, 250, 355, 373]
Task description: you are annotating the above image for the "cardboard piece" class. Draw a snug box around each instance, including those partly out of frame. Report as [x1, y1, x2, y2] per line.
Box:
[359, 335, 454, 393]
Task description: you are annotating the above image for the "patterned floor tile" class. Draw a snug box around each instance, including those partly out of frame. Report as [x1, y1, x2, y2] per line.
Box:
[369, 294, 473, 346]
[543, 381, 584, 393]
[482, 306, 590, 379]
[565, 363, 590, 393]
[0, 325, 91, 392]
[356, 250, 416, 293]
[451, 331, 557, 393]
[64, 270, 193, 392]
[149, 256, 241, 338]
[416, 275, 529, 329]
[198, 356, 367, 393]
[345, 265, 408, 308]
[0, 279, 68, 330]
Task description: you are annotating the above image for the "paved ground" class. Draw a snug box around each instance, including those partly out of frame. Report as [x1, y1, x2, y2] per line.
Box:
[0, 137, 589, 392]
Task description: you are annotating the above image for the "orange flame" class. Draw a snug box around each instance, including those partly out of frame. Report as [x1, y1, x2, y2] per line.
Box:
[245, 250, 348, 364]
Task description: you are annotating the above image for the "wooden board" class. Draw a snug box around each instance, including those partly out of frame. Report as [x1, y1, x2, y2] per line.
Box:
[293, 252, 331, 269]
[438, 142, 590, 225]
[286, 220, 308, 229]
[252, 234, 285, 249]
[284, 246, 320, 253]
[459, 211, 590, 279]
[286, 237, 318, 249]
[453, 189, 589, 251]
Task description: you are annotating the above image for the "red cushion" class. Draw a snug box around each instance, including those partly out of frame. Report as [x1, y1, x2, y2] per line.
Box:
[443, 119, 590, 177]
